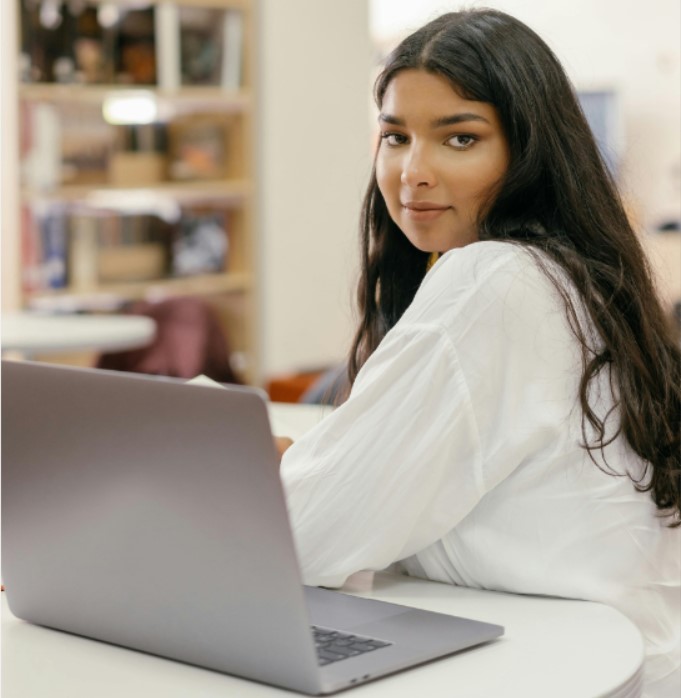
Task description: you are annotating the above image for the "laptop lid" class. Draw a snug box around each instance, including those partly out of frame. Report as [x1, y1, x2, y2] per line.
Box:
[2, 360, 322, 694]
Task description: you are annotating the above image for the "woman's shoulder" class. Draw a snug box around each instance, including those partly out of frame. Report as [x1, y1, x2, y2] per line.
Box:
[421, 241, 557, 305]
[435, 240, 541, 277]
[401, 240, 573, 335]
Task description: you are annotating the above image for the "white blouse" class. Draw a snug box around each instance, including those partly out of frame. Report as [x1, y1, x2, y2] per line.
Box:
[279, 241, 680, 697]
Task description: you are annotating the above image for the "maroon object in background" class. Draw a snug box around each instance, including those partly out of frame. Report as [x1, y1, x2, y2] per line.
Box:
[96, 297, 241, 385]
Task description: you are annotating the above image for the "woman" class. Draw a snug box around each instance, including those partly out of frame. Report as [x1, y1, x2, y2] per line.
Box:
[278, 9, 680, 696]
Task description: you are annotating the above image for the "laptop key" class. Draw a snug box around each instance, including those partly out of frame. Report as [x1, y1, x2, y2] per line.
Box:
[312, 626, 392, 666]
[327, 646, 361, 658]
[349, 642, 378, 652]
[333, 639, 354, 647]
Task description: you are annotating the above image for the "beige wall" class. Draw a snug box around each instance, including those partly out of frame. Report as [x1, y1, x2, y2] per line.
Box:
[257, 0, 372, 376]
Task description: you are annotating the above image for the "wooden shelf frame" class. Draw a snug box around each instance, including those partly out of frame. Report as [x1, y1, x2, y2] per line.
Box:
[28, 270, 253, 306]
[22, 179, 252, 206]
[19, 85, 253, 115]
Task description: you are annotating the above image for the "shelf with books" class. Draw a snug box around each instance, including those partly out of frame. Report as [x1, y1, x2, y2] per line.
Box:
[14, 0, 258, 380]
[20, 202, 248, 295]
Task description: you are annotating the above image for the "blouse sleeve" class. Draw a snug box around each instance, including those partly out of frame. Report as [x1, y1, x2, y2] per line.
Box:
[280, 242, 580, 588]
[280, 326, 485, 588]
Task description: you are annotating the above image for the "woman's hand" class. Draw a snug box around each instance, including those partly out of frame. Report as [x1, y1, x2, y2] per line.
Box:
[274, 436, 294, 461]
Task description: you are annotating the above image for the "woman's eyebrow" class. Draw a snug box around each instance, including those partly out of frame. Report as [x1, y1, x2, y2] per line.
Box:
[378, 112, 490, 127]
[432, 113, 490, 127]
[378, 113, 404, 125]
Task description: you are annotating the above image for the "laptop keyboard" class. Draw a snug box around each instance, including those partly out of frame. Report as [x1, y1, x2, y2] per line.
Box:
[311, 625, 392, 666]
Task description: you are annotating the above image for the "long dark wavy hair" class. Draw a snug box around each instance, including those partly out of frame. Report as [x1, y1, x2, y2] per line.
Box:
[348, 9, 681, 525]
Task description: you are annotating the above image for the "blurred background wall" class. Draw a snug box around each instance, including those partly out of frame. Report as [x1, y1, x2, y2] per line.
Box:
[257, 0, 371, 377]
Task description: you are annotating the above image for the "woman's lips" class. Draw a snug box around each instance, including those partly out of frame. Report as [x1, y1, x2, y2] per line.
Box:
[402, 202, 450, 221]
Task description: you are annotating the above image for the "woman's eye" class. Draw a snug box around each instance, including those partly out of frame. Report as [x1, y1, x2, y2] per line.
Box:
[448, 134, 476, 149]
[380, 132, 407, 146]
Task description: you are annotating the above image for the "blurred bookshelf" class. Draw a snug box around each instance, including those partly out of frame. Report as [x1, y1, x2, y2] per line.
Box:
[14, 0, 258, 381]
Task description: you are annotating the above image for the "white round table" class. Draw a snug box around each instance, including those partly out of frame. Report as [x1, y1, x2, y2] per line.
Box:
[1, 312, 156, 355]
[1, 572, 644, 698]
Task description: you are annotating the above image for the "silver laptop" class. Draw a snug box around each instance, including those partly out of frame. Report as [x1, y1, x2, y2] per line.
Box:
[1, 360, 503, 694]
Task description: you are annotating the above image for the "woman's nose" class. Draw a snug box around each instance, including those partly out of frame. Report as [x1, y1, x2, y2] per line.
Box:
[400, 146, 436, 188]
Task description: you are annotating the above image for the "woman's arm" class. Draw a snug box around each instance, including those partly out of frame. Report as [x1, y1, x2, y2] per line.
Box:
[274, 436, 294, 460]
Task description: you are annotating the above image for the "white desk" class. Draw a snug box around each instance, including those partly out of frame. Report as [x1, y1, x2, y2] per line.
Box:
[1, 572, 644, 698]
[1, 312, 156, 355]
[267, 400, 333, 438]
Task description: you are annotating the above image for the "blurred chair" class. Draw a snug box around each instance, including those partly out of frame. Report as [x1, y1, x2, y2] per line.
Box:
[266, 364, 348, 406]
[96, 297, 242, 384]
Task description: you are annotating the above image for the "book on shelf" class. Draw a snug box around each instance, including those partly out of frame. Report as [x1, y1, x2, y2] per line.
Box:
[21, 204, 68, 294]
[20, 205, 43, 295]
[21, 102, 61, 191]
[40, 205, 69, 289]
[152, 5, 245, 91]
[68, 213, 99, 290]
[172, 210, 229, 277]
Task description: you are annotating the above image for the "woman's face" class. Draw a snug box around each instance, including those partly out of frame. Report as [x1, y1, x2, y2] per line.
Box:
[376, 69, 510, 253]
